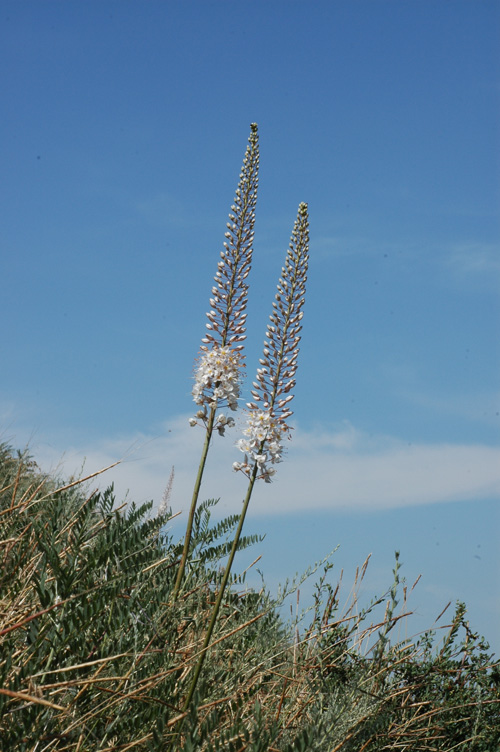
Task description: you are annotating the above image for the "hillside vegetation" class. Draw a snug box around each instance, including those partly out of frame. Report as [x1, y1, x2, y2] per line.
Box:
[1, 442, 499, 751]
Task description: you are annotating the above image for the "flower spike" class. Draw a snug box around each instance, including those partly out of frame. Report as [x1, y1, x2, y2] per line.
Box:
[234, 202, 309, 481]
[173, 125, 259, 601]
[191, 123, 259, 430]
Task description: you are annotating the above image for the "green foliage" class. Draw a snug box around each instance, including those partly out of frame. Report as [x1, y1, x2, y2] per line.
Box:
[189, 497, 264, 574]
[1, 443, 499, 751]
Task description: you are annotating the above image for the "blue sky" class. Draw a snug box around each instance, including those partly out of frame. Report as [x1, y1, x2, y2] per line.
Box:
[1, 1, 499, 653]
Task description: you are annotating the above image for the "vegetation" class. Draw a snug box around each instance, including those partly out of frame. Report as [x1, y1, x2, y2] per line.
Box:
[2, 124, 498, 749]
[1, 442, 499, 750]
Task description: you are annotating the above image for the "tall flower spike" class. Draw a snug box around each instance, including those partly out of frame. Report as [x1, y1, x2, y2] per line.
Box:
[234, 202, 309, 481]
[173, 125, 259, 601]
[191, 123, 259, 430]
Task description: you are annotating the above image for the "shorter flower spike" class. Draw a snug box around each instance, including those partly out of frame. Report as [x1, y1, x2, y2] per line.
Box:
[158, 466, 175, 516]
[235, 202, 309, 482]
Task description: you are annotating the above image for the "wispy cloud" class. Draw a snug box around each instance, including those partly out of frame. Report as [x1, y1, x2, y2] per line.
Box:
[316, 233, 500, 288]
[393, 387, 500, 427]
[444, 242, 500, 283]
[24, 417, 500, 518]
[312, 233, 406, 260]
[134, 192, 188, 227]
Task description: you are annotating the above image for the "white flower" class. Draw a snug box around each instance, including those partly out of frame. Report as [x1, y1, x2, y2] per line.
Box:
[216, 413, 235, 436]
[236, 438, 252, 454]
[190, 345, 243, 425]
[262, 466, 277, 483]
[234, 408, 289, 481]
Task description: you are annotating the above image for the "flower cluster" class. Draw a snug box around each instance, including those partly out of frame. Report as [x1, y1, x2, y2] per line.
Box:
[190, 345, 242, 427]
[233, 409, 289, 482]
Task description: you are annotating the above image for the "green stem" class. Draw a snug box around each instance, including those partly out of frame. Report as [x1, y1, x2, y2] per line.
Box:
[172, 406, 217, 601]
[166, 461, 259, 750]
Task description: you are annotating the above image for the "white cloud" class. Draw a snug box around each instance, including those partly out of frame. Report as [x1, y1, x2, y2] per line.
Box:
[22, 416, 500, 518]
[446, 242, 500, 277]
[444, 242, 500, 291]
[134, 192, 187, 227]
[394, 387, 500, 427]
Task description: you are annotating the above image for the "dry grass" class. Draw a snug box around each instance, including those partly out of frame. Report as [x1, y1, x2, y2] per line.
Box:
[1, 443, 499, 751]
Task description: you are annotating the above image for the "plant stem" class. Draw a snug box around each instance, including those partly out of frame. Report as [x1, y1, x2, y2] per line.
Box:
[171, 406, 217, 601]
[166, 460, 259, 750]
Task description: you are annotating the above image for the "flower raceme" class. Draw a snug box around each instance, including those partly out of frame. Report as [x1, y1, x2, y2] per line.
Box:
[190, 123, 259, 431]
[234, 202, 309, 482]
[172, 125, 259, 601]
